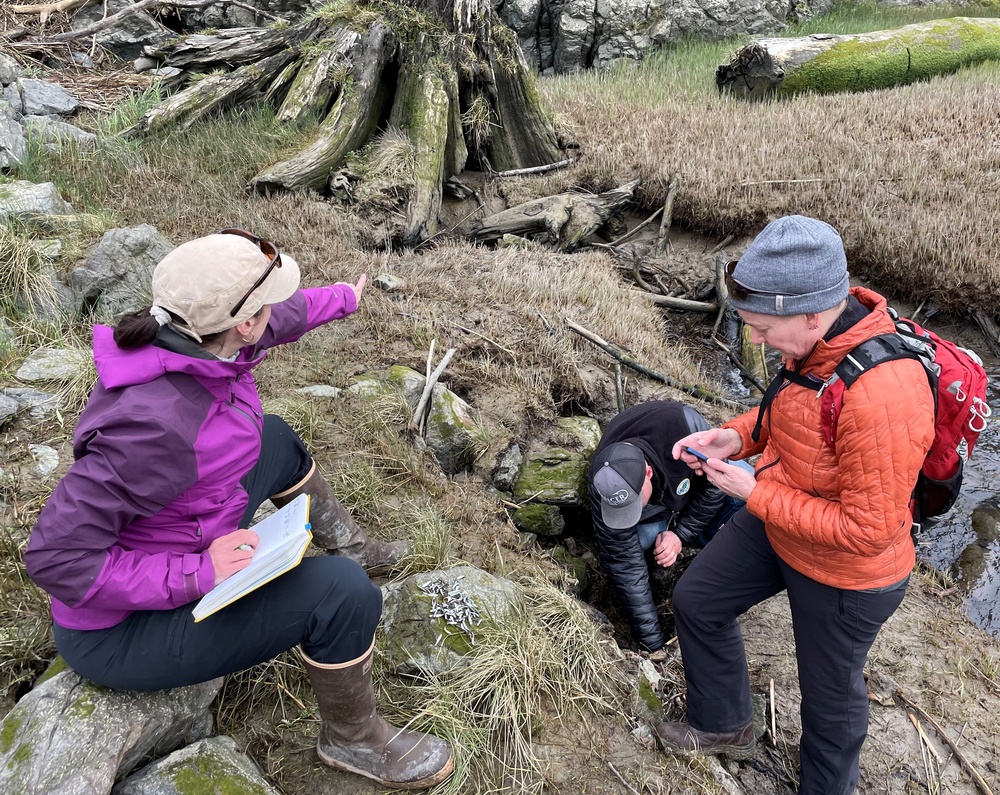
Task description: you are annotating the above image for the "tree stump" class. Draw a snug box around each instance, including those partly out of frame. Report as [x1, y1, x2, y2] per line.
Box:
[716, 17, 1000, 99]
[130, 1, 564, 247]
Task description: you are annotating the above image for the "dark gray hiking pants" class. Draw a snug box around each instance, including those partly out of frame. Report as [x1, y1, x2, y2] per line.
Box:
[672, 507, 907, 795]
[53, 415, 382, 691]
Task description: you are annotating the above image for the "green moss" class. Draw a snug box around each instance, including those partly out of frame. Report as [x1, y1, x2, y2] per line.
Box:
[781, 18, 1000, 95]
[35, 655, 68, 687]
[436, 618, 475, 656]
[511, 504, 565, 537]
[67, 693, 96, 720]
[637, 673, 663, 715]
[173, 753, 270, 795]
[0, 715, 22, 754]
[9, 742, 31, 770]
[512, 449, 589, 505]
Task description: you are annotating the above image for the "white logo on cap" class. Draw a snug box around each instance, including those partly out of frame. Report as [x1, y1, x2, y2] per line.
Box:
[676, 478, 690, 496]
[608, 489, 631, 505]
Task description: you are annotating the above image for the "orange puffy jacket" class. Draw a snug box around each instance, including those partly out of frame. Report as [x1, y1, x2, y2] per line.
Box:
[723, 287, 935, 590]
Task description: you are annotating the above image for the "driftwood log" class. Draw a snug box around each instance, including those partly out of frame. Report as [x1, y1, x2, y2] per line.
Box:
[471, 180, 639, 251]
[717, 17, 1000, 99]
[121, 0, 562, 248]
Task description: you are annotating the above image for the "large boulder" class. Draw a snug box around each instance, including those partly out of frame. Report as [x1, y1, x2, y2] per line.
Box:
[18, 79, 79, 116]
[0, 106, 26, 170]
[15, 347, 90, 384]
[69, 225, 175, 316]
[0, 180, 74, 224]
[0, 671, 222, 795]
[73, 0, 174, 61]
[380, 566, 520, 677]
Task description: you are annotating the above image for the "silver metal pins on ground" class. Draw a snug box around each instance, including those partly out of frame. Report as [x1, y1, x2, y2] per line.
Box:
[419, 575, 483, 647]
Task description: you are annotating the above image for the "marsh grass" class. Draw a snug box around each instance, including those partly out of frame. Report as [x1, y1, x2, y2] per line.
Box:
[376, 576, 629, 794]
[0, 223, 59, 320]
[539, 3, 1000, 311]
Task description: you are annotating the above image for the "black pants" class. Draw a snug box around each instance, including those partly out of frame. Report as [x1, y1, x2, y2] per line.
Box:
[672, 507, 907, 795]
[54, 415, 382, 691]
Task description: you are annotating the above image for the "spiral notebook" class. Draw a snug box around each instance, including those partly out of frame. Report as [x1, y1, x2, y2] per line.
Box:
[192, 493, 312, 622]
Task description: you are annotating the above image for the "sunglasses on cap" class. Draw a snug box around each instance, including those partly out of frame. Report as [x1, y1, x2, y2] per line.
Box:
[724, 259, 786, 302]
[219, 228, 282, 318]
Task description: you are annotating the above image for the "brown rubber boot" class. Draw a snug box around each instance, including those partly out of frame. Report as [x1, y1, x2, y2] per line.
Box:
[301, 644, 454, 790]
[272, 463, 410, 575]
[654, 719, 755, 759]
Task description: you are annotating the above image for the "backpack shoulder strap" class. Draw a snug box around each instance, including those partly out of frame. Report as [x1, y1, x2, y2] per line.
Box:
[833, 333, 920, 388]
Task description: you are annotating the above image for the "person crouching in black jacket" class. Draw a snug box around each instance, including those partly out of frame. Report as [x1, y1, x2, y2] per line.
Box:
[588, 401, 748, 655]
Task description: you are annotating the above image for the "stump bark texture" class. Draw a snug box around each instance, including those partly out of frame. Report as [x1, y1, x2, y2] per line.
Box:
[133, 0, 564, 246]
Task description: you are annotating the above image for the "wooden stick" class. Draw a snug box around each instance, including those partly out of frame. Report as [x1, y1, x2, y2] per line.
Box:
[712, 338, 766, 395]
[418, 340, 436, 435]
[630, 253, 657, 294]
[614, 362, 625, 414]
[606, 762, 641, 795]
[409, 348, 456, 433]
[653, 175, 679, 256]
[713, 253, 731, 335]
[12, 0, 90, 15]
[564, 318, 749, 412]
[896, 689, 995, 795]
[631, 289, 717, 313]
[605, 206, 663, 248]
[769, 678, 777, 744]
[492, 158, 575, 178]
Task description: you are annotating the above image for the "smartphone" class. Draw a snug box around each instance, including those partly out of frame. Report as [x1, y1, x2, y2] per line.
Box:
[683, 446, 710, 463]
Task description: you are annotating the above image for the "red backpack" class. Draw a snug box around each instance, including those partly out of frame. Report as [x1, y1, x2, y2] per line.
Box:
[753, 310, 991, 530]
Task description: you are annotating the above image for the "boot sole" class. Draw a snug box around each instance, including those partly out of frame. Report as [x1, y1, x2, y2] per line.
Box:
[656, 737, 756, 760]
[317, 744, 455, 790]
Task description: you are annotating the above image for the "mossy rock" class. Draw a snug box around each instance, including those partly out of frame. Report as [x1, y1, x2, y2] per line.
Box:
[512, 503, 565, 537]
[114, 735, 278, 795]
[380, 566, 520, 677]
[512, 447, 589, 506]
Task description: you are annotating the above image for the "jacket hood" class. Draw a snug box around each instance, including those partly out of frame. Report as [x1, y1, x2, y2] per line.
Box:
[799, 286, 894, 378]
[92, 325, 263, 389]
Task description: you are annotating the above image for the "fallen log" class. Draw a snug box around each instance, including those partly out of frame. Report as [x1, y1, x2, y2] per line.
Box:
[717, 17, 1000, 99]
[470, 180, 639, 251]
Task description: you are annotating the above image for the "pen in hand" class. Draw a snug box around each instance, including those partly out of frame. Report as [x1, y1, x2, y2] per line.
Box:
[237, 544, 254, 552]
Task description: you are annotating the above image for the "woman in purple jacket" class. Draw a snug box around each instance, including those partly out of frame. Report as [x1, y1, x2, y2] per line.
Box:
[25, 230, 454, 790]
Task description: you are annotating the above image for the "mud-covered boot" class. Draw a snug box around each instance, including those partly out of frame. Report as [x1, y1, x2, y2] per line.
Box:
[654, 719, 755, 758]
[272, 464, 410, 575]
[301, 644, 454, 790]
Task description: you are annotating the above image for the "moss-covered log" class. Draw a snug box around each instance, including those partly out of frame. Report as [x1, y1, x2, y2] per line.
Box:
[717, 17, 1000, 99]
[127, 0, 564, 248]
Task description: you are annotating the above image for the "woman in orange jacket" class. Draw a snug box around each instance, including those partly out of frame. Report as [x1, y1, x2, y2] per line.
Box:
[658, 215, 935, 795]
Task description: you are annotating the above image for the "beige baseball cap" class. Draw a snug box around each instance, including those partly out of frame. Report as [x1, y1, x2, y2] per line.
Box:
[151, 232, 300, 341]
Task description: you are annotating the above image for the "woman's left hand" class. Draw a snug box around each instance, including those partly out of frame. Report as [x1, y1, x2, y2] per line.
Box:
[701, 458, 757, 502]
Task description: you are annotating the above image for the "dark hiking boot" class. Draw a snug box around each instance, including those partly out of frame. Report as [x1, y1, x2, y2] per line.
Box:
[302, 645, 454, 790]
[272, 464, 411, 575]
[654, 720, 755, 759]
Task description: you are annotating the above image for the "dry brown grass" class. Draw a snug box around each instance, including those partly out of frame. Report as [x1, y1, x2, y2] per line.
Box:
[539, 58, 1000, 313]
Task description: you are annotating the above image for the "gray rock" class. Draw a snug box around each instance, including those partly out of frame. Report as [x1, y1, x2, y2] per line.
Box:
[112, 736, 280, 795]
[373, 273, 406, 292]
[0, 670, 222, 795]
[385, 365, 427, 407]
[28, 267, 77, 323]
[2, 387, 63, 419]
[0, 54, 21, 87]
[0, 317, 15, 352]
[425, 384, 477, 475]
[492, 443, 523, 492]
[24, 115, 98, 151]
[380, 566, 520, 677]
[28, 444, 59, 477]
[178, 0, 324, 30]
[295, 384, 343, 398]
[69, 225, 174, 316]
[3, 84, 23, 117]
[73, 0, 174, 61]
[0, 110, 27, 170]
[132, 56, 159, 72]
[0, 180, 74, 223]
[16, 347, 89, 383]
[29, 238, 62, 261]
[18, 78, 79, 116]
[0, 395, 18, 427]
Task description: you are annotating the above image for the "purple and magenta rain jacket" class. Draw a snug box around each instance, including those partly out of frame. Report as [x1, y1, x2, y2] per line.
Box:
[25, 285, 358, 631]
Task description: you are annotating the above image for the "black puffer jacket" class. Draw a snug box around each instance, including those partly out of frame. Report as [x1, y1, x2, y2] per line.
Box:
[588, 401, 727, 651]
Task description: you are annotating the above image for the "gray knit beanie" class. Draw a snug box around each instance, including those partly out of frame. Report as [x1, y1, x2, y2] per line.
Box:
[729, 215, 849, 316]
